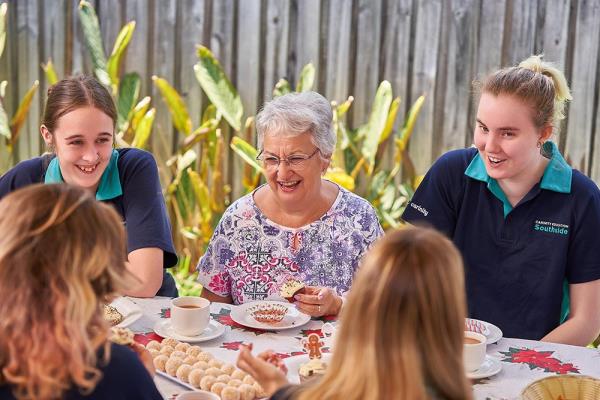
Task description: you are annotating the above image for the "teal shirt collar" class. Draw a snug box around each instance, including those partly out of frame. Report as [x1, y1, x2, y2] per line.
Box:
[44, 149, 122, 200]
[464, 141, 571, 216]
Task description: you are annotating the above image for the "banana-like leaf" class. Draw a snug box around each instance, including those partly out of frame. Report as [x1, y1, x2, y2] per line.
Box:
[194, 45, 243, 131]
[360, 81, 393, 173]
[336, 96, 354, 117]
[152, 76, 192, 135]
[242, 117, 260, 191]
[324, 168, 355, 191]
[177, 149, 197, 173]
[202, 104, 218, 124]
[397, 95, 425, 152]
[130, 96, 151, 130]
[0, 100, 10, 141]
[379, 97, 400, 144]
[107, 21, 136, 91]
[296, 63, 315, 92]
[117, 72, 140, 132]
[78, 1, 109, 85]
[230, 136, 263, 173]
[0, 3, 8, 60]
[187, 169, 212, 224]
[41, 59, 59, 85]
[273, 79, 292, 98]
[182, 124, 214, 151]
[9, 80, 39, 146]
[0, 80, 6, 98]
[131, 108, 155, 149]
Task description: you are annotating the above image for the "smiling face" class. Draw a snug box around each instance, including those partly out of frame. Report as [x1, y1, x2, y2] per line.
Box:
[261, 132, 330, 210]
[474, 93, 551, 183]
[41, 106, 115, 193]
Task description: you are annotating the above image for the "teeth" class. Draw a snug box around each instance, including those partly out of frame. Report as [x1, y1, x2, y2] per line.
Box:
[279, 181, 299, 187]
[488, 156, 502, 163]
[78, 165, 97, 173]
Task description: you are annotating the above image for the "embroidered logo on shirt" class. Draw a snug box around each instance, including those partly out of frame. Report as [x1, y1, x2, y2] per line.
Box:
[409, 202, 429, 217]
[533, 220, 569, 236]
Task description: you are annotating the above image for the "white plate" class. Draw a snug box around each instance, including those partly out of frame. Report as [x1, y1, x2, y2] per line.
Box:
[230, 301, 311, 331]
[157, 370, 197, 391]
[467, 355, 502, 379]
[283, 353, 333, 384]
[153, 319, 225, 343]
[110, 297, 143, 328]
[466, 318, 503, 344]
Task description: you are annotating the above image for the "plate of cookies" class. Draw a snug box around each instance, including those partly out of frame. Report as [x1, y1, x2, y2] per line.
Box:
[230, 301, 311, 331]
[145, 337, 266, 399]
[104, 297, 143, 328]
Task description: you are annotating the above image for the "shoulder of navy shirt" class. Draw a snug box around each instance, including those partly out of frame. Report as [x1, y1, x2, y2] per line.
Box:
[401, 142, 600, 340]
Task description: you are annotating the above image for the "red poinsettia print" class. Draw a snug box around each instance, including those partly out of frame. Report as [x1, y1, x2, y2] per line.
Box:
[221, 341, 245, 351]
[298, 328, 324, 338]
[160, 308, 170, 318]
[134, 332, 164, 346]
[499, 347, 579, 374]
[208, 272, 231, 294]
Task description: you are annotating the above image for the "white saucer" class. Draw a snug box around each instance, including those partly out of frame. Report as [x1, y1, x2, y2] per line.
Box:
[466, 318, 503, 344]
[467, 355, 502, 379]
[283, 353, 333, 384]
[153, 319, 225, 343]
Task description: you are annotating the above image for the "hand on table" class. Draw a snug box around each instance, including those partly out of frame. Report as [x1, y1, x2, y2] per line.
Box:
[294, 286, 342, 317]
[236, 344, 288, 397]
[130, 342, 156, 377]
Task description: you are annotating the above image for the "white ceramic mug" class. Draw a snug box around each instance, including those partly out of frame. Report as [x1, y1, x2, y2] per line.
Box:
[463, 331, 487, 372]
[177, 390, 220, 400]
[170, 296, 210, 336]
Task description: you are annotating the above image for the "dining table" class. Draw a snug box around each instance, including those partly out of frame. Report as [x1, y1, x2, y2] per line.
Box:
[127, 296, 600, 400]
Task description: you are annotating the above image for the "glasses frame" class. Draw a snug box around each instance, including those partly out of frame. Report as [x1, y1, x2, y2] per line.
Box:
[256, 148, 321, 170]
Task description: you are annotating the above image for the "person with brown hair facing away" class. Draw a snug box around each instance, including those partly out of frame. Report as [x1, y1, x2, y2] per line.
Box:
[0, 184, 162, 400]
[0, 76, 177, 297]
[402, 55, 600, 345]
[237, 226, 473, 400]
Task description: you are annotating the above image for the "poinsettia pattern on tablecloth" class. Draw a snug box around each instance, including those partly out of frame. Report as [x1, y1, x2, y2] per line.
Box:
[499, 347, 580, 374]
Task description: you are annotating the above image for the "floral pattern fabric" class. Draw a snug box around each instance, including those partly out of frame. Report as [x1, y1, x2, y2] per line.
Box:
[196, 185, 383, 304]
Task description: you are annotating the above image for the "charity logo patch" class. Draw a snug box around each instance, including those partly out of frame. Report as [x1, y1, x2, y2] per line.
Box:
[533, 220, 569, 236]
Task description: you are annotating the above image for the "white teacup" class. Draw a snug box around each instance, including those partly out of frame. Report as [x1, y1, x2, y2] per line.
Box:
[463, 331, 487, 372]
[170, 296, 210, 337]
[322, 322, 337, 350]
[177, 390, 220, 400]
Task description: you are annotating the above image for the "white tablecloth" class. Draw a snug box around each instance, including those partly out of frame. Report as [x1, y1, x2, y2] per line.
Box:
[128, 297, 600, 400]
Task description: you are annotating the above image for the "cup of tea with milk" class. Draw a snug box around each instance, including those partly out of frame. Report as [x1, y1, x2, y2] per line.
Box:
[170, 296, 210, 336]
[464, 331, 487, 372]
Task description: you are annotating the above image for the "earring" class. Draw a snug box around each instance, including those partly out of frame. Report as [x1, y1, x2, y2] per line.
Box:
[537, 140, 542, 148]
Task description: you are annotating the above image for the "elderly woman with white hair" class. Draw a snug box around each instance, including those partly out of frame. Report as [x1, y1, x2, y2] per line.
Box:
[196, 91, 382, 316]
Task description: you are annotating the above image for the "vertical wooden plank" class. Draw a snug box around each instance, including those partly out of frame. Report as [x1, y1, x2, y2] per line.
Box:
[70, 0, 92, 75]
[179, 0, 206, 128]
[98, 0, 122, 57]
[237, 0, 261, 118]
[351, 0, 381, 127]
[295, 0, 320, 89]
[150, 0, 177, 173]
[408, 0, 442, 174]
[15, 0, 40, 161]
[569, 1, 600, 177]
[41, 0, 67, 126]
[262, 0, 290, 103]
[502, 0, 538, 66]
[124, 0, 150, 95]
[0, 0, 18, 168]
[436, 0, 478, 154]
[473, 1, 506, 78]
[321, 0, 352, 104]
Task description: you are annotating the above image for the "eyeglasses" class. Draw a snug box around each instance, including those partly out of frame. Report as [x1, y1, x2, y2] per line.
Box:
[256, 148, 321, 170]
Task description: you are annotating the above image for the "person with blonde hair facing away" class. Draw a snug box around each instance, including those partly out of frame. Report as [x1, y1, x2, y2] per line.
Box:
[0, 184, 162, 400]
[237, 226, 473, 400]
[402, 55, 600, 345]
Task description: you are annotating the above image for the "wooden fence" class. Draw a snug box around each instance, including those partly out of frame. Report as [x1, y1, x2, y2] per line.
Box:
[1, 0, 600, 195]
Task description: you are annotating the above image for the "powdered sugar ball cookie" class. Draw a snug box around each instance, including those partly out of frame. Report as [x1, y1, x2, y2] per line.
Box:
[221, 386, 241, 400]
[182, 356, 197, 365]
[148, 348, 160, 358]
[153, 354, 169, 372]
[176, 364, 193, 383]
[205, 367, 222, 377]
[192, 360, 210, 370]
[170, 350, 187, 360]
[228, 378, 243, 388]
[146, 340, 161, 351]
[243, 375, 256, 385]
[231, 369, 246, 380]
[221, 364, 236, 375]
[186, 345, 203, 357]
[200, 375, 217, 391]
[165, 357, 184, 376]
[197, 351, 213, 362]
[174, 342, 191, 353]
[162, 338, 179, 348]
[238, 383, 256, 400]
[188, 368, 205, 388]
[211, 382, 227, 397]
[253, 382, 267, 398]
[216, 374, 231, 384]
[159, 345, 175, 356]
[208, 358, 224, 368]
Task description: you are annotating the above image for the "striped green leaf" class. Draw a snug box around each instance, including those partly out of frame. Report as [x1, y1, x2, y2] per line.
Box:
[152, 75, 192, 135]
[10, 80, 39, 146]
[78, 1, 109, 85]
[296, 63, 315, 92]
[117, 72, 141, 132]
[131, 108, 155, 149]
[107, 21, 136, 91]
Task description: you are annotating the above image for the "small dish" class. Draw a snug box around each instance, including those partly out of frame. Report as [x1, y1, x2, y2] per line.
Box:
[466, 355, 502, 380]
[110, 297, 143, 328]
[153, 319, 225, 343]
[283, 353, 333, 384]
[231, 301, 310, 331]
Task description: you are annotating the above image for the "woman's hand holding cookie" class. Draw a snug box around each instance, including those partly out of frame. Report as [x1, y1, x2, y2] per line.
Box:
[294, 286, 342, 317]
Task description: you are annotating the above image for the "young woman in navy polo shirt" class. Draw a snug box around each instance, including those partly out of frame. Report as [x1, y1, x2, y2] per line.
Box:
[402, 55, 600, 345]
[0, 76, 177, 297]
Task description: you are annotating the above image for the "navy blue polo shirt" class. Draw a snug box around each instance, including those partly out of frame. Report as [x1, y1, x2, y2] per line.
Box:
[402, 142, 600, 340]
[0, 148, 178, 297]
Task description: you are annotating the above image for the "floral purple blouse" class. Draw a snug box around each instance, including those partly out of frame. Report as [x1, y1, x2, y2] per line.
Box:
[196, 185, 383, 304]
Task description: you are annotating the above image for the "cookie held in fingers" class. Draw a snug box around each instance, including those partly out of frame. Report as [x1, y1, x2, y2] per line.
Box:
[109, 327, 134, 345]
[279, 279, 306, 302]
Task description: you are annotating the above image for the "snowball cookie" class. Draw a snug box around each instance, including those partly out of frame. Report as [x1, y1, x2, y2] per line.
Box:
[165, 357, 184, 376]
[205, 367, 223, 377]
[216, 374, 231, 384]
[221, 386, 241, 400]
[238, 384, 256, 400]
[208, 358, 224, 368]
[221, 364, 236, 375]
[146, 340, 161, 351]
[228, 379, 243, 388]
[159, 345, 175, 356]
[153, 354, 169, 372]
[170, 350, 187, 360]
[192, 360, 210, 370]
[210, 382, 227, 397]
[197, 351, 214, 362]
[176, 364, 193, 383]
[200, 375, 217, 391]
[188, 368, 205, 388]
[148, 348, 160, 358]
[186, 345, 203, 357]
[254, 382, 267, 398]
[243, 375, 256, 385]
[174, 342, 191, 353]
[182, 356, 197, 365]
[231, 369, 246, 380]
[162, 337, 179, 348]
